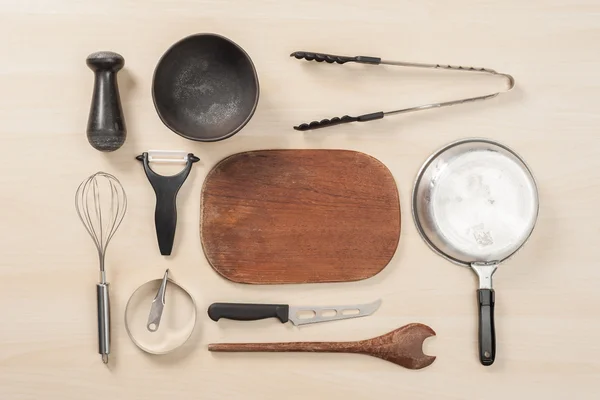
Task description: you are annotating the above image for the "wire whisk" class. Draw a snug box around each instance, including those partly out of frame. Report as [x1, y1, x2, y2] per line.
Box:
[75, 172, 127, 364]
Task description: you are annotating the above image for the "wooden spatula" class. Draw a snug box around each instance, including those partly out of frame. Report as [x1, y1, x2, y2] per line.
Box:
[208, 323, 436, 370]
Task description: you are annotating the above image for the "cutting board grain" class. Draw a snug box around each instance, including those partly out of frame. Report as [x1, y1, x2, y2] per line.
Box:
[200, 149, 401, 284]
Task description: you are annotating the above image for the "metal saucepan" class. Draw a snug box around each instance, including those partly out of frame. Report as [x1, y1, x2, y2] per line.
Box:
[152, 33, 259, 142]
[412, 138, 539, 366]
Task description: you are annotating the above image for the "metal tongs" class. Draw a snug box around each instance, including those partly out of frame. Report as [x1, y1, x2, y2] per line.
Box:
[291, 51, 515, 131]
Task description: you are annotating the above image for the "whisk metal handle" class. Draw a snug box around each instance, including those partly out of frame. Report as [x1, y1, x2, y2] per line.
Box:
[96, 283, 110, 364]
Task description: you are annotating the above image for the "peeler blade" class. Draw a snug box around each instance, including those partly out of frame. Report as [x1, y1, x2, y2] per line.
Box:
[147, 150, 191, 163]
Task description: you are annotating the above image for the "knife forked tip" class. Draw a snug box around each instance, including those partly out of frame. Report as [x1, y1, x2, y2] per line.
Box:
[371, 298, 383, 311]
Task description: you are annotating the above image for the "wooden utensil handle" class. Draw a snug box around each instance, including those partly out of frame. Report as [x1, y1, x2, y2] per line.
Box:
[208, 341, 360, 353]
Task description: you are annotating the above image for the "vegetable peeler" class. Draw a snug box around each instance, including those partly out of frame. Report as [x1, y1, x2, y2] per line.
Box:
[136, 150, 199, 256]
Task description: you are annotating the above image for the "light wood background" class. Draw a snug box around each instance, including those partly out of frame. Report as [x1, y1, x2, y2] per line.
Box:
[1, 1, 599, 399]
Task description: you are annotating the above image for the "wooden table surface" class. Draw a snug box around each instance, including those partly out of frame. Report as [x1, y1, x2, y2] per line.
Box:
[1, 1, 599, 399]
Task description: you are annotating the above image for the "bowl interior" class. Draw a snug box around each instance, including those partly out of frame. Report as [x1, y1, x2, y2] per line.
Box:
[153, 34, 259, 141]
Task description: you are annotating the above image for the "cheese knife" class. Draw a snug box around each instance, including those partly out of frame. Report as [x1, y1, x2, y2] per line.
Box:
[208, 299, 381, 326]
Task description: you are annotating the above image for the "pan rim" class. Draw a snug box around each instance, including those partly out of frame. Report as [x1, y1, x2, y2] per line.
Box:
[411, 137, 540, 267]
[151, 32, 260, 142]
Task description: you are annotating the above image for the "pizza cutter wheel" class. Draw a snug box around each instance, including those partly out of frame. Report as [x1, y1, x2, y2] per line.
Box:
[125, 274, 197, 355]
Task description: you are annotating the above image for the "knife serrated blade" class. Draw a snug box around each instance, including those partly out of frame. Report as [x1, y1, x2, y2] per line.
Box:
[288, 299, 382, 326]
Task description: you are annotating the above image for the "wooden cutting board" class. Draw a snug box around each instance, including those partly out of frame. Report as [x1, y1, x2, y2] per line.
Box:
[200, 150, 400, 284]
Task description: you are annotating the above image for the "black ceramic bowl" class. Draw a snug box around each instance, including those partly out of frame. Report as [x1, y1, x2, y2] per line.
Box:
[152, 33, 259, 142]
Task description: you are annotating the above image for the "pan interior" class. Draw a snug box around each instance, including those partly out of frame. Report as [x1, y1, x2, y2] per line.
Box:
[152, 34, 259, 141]
[413, 140, 538, 265]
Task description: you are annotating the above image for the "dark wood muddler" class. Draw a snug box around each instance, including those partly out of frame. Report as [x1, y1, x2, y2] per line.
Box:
[86, 51, 126, 152]
[208, 323, 436, 370]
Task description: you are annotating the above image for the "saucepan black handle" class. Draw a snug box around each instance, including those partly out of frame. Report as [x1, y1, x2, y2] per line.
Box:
[294, 112, 384, 131]
[208, 303, 289, 323]
[478, 289, 496, 366]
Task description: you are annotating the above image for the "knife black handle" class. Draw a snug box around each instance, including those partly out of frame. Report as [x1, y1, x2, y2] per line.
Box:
[478, 289, 496, 366]
[208, 303, 289, 323]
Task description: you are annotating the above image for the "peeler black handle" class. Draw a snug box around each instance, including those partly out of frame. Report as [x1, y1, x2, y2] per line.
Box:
[86, 51, 126, 152]
[291, 51, 381, 65]
[477, 289, 496, 366]
[154, 190, 178, 256]
[294, 111, 384, 131]
[136, 153, 199, 256]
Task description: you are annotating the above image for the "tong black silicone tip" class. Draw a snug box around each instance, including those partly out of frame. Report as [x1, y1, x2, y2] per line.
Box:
[291, 50, 514, 131]
[136, 151, 199, 256]
[293, 112, 384, 131]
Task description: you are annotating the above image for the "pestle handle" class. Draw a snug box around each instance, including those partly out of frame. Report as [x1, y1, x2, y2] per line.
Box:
[86, 51, 126, 152]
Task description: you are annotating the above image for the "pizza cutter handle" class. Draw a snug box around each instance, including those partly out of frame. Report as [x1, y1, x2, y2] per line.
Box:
[478, 289, 496, 366]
